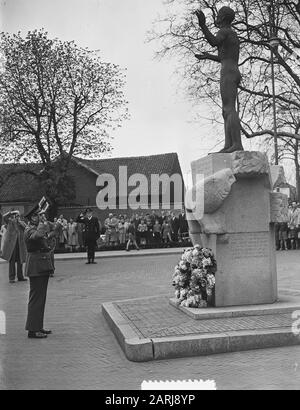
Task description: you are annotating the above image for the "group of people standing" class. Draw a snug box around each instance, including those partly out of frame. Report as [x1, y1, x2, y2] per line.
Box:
[0, 209, 190, 259]
[52, 215, 85, 251]
[104, 210, 189, 250]
[0, 208, 190, 265]
[275, 201, 300, 250]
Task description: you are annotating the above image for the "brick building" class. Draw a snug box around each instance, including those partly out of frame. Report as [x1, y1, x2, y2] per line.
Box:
[0, 153, 185, 221]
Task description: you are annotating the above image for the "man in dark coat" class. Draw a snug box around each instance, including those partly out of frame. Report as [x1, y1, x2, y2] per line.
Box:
[178, 209, 189, 241]
[77, 208, 100, 264]
[24, 203, 59, 339]
[170, 212, 180, 242]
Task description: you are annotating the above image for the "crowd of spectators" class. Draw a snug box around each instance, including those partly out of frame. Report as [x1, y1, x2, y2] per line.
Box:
[0, 210, 189, 253]
[275, 201, 300, 250]
[102, 210, 190, 251]
[2, 200, 300, 255]
[0, 209, 190, 254]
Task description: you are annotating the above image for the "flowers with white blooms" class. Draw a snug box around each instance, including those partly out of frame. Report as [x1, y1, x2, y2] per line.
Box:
[172, 245, 217, 308]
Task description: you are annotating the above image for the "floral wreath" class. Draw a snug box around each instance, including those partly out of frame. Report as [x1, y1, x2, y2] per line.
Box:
[172, 245, 217, 308]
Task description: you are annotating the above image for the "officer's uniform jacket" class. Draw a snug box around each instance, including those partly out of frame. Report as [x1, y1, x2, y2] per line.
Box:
[76, 215, 100, 244]
[24, 223, 56, 277]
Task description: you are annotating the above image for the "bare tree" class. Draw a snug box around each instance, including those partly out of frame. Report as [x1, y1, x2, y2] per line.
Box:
[150, 0, 300, 136]
[149, 0, 300, 195]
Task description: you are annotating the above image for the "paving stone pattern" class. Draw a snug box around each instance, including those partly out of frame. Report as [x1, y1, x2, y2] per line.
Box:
[115, 297, 294, 339]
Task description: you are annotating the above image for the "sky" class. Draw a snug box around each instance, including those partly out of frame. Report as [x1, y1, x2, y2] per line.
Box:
[0, 0, 279, 183]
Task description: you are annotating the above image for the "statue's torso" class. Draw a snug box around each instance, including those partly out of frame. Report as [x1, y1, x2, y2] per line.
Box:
[217, 28, 240, 66]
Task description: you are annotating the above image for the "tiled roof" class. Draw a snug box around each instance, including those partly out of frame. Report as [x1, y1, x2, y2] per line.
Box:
[0, 153, 183, 203]
[74, 152, 183, 179]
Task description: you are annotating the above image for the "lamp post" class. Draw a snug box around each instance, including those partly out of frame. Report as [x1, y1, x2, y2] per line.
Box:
[267, 0, 280, 165]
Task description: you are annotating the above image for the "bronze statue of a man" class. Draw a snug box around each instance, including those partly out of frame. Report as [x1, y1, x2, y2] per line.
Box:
[194, 6, 244, 153]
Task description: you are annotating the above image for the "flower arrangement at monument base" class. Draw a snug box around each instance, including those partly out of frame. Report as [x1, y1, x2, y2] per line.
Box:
[172, 245, 217, 308]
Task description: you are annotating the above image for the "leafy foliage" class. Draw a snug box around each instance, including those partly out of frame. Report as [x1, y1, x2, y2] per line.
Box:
[0, 29, 128, 207]
[0, 29, 128, 163]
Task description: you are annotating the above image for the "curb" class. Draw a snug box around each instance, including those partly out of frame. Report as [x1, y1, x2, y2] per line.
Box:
[54, 248, 186, 262]
[102, 302, 154, 362]
[151, 328, 300, 361]
[0, 248, 186, 264]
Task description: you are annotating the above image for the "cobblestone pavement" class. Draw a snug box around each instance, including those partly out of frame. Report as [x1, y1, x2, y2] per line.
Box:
[0, 251, 300, 390]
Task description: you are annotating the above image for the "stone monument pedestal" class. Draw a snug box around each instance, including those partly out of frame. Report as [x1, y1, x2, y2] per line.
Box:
[187, 151, 287, 307]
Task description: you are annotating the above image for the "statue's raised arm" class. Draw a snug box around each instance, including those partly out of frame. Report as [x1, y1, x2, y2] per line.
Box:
[194, 10, 227, 47]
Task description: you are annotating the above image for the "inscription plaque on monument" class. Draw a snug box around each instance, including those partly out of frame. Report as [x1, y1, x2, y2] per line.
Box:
[231, 232, 270, 259]
[215, 230, 277, 306]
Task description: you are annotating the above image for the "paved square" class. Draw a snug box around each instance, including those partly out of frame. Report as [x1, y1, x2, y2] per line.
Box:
[1, 251, 300, 390]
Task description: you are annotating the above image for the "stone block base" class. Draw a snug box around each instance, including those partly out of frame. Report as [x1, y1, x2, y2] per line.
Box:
[189, 152, 280, 307]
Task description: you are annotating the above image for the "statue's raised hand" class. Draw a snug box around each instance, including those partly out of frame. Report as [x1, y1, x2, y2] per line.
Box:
[194, 10, 206, 26]
[195, 52, 208, 60]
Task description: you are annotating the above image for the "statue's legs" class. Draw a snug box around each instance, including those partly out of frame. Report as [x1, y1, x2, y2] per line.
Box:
[219, 71, 243, 153]
[224, 109, 243, 152]
[219, 107, 232, 152]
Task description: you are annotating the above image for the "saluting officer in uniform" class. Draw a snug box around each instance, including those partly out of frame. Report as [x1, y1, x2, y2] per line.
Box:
[24, 202, 59, 339]
[76, 208, 100, 264]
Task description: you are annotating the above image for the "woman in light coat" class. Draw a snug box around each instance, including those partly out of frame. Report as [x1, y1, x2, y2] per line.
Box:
[57, 215, 68, 249]
[118, 217, 126, 246]
[67, 218, 79, 251]
[0, 223, 7, 255]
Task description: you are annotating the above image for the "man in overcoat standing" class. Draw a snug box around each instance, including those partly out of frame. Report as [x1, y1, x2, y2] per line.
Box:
[2, 210, 27, 283]
[77, 208, 100, 264]
[24, 203, 59, 339]
[170, 212, 180, 242]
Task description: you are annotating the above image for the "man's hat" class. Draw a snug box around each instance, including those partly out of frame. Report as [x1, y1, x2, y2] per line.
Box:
[3, 210, 20, 218]
[85, 207, 93, 213]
